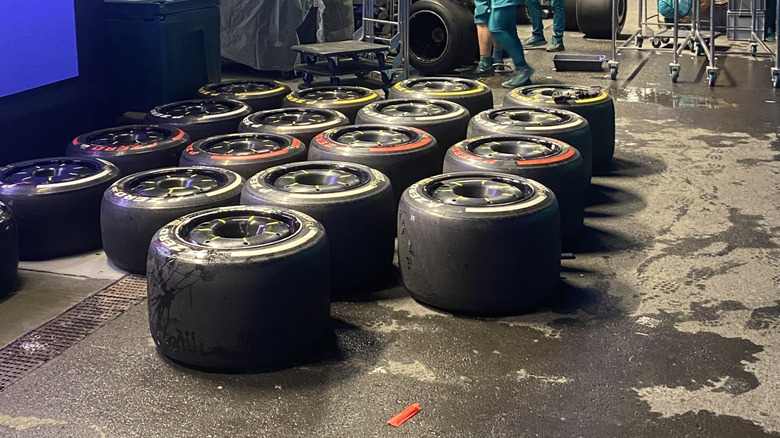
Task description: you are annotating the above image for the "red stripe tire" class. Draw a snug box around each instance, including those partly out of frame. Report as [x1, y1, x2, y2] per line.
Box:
[179, 133, 307, 179]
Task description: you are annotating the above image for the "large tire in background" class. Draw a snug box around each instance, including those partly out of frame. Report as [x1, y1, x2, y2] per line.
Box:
[242, 161, 395, 295]
[389, 77, 493, 119]
[0, 157, 120, 260]
[308, 125, 440, 204]
[0, 201, 18, 299]
[146, 99, 252, 142]
[282, 86, 382, 123]
[576, 0, 626, 38]
[101, 167, 243, 274]
[564, 0, 580, 31]
[179, 133, 307, 179]
[503, 85, 615, 174]
[67, 125, 191, 176]
[238, 108, 350, 147]
[443, 136, 585, 248]
[408, 0, 478, 74]
[398, 172, 561, 316]
[355, 98, 470, 161]
[468, 107, 593, 183]
[147, 205, 331, 372]
[196, 80, 291, 112]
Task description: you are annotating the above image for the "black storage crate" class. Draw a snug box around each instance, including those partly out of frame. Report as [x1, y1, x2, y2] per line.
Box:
[105, 0, 221, 112]
[552, 54, 607, 71]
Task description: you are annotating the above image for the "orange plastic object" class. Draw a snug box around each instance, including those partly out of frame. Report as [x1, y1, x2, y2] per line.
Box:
[387, 403, 421, 427]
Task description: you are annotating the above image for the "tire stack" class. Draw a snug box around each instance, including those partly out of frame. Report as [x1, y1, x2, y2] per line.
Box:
[146, 99, 252, 142]
[0, 201, 18, 299]
[196, 80, 291, 112]
[147, 205, 332, 371]
[239, 108, 350, 147]
[242, 161, 395, 296]
[389, 77, 494, 119]
[282, 86, 382, 123]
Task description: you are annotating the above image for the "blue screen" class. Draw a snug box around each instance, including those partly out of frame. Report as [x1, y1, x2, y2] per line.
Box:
[0, 0, 80, 98]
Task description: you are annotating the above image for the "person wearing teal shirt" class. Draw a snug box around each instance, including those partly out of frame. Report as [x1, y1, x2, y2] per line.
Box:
[488, 0, 536, 87]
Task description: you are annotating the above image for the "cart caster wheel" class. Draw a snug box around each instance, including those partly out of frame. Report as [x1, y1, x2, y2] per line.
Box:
[750, 43, 757, 54]
[376, 52, 386, 68]
[381, 70, 395, 84]
[303, 73, 314, 86]
[304, 54, 317, 66]
[707, 71, 717, 86]
[610, 66, 618, 80]
[772, 73, 779, 88]
[355, 71, 367, 79]
[327, 56, 339, 70]
[636, 37, 643, 48]
[651, 39, 662, 48]
[329, 76, 341, 86]
[670, 65, 680, 83]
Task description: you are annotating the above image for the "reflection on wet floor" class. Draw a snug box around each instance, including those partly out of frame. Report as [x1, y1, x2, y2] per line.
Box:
[617, 86, 738, 108]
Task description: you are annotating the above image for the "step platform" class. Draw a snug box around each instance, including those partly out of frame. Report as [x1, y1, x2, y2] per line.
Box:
[291, 41, 394, 87]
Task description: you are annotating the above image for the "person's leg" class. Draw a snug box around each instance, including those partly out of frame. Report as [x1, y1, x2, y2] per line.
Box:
[463, 1, 496, 77]
[489, 5, 535, 87]
[524, 0, 547, 46]
[547, 0, 566, 51]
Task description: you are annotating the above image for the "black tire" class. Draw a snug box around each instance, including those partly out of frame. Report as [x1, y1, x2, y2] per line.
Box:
[282, 86, 382, 123]
[443, 136, 585, 248]
[398, 172, 561, 316]
[0, 157, 120, 260]
[503, 85, 615, 174]
[101, 166, 244, 274]
[0, 201, 18, 299]
[196, 80, 291, 112]
[238, 108, 350, 147]
[67, 125, 191, 176]
[517, 4, 532, 24]
[564, 0, 580, 31]
[147, 205, 331, 372]
[388, 77, 493, 119]
[145, 99, 252, 142]
[179, 133, 307, 179]
[242, 161, 395, 295]
[355, 98, 470, 161]
[467, 107, 593, 183]
[308, 125, 440, 204]
[409, 0, 478, 74]
[576, 0, 626, 38]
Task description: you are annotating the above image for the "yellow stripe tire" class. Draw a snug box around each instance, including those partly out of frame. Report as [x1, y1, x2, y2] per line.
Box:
[282, 86, 382, 123]
[197, 80, 291, 112]
[389, 77, 493, 119]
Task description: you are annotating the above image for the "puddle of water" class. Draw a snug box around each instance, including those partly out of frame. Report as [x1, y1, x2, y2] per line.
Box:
[614, 87, 737, 108]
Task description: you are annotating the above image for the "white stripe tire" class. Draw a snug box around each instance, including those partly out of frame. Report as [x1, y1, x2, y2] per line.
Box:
[67, 125, 191, 176]
[101, 166, 244, 274]
[282, 86, 382, 123]
[196, 80, 291, 112]
[0, 201, 18, 298]
[146, 99, 252, 142]
[468, 107, 593, 183]
[238, 107, 350, 147]
[399, 172, 561, 316]
[388, 77, 493, 120]
[308, 124, 440, 205]
[443, 136, 585, 249]
[241, 161, 395, 296]
[179, 133, 307, 179]
[147, 205, 331, 371]
[355, 98, 470, 161]
[0, 157, 121, 260]
[503, 85, 615, 174]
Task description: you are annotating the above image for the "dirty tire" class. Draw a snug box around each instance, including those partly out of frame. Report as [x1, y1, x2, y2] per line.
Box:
[503, 85, 615, 174]
[146, 99, 252, 142]
[0, 201, 18, 298]
[282, 86, 382, 123]
[101, 167, 243, 274]
[443, 136, 585, 248]
[147, 205, 331, 372]
[576, 0, 626, 38]
[242, 161, 395, 295]
[0, 157, 120, 260]
[355, 98, 470, 161]
[67, 125, 191, 176]
[409, 0, 478, 74]
[398, 172, 561, 316]
[238, 108, 350, 147]
[308, 125, 440, 204]
[468, 107, 592, 183]
[389, 77, 493, 119]
[179, 133, 307, 179]
[196, 80, 291, 112]
[564, 0, 580, 31]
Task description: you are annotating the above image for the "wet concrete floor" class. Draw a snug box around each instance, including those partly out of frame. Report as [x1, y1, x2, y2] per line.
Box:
[0, 21, 779, 438]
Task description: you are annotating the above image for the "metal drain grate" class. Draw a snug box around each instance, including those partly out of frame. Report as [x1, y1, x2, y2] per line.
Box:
[0, 275, 147, 392]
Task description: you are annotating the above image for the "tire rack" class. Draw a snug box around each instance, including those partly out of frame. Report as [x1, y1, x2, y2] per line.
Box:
[356, 0, 411, 81]
[608, 0, 779, 87]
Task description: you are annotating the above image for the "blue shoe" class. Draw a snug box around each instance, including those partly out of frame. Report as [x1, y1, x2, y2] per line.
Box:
[502, 66, 535, 89]
[546, 41, 565, 52]
[523, 35, 547, 47]
[462, 62, 495, 78]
